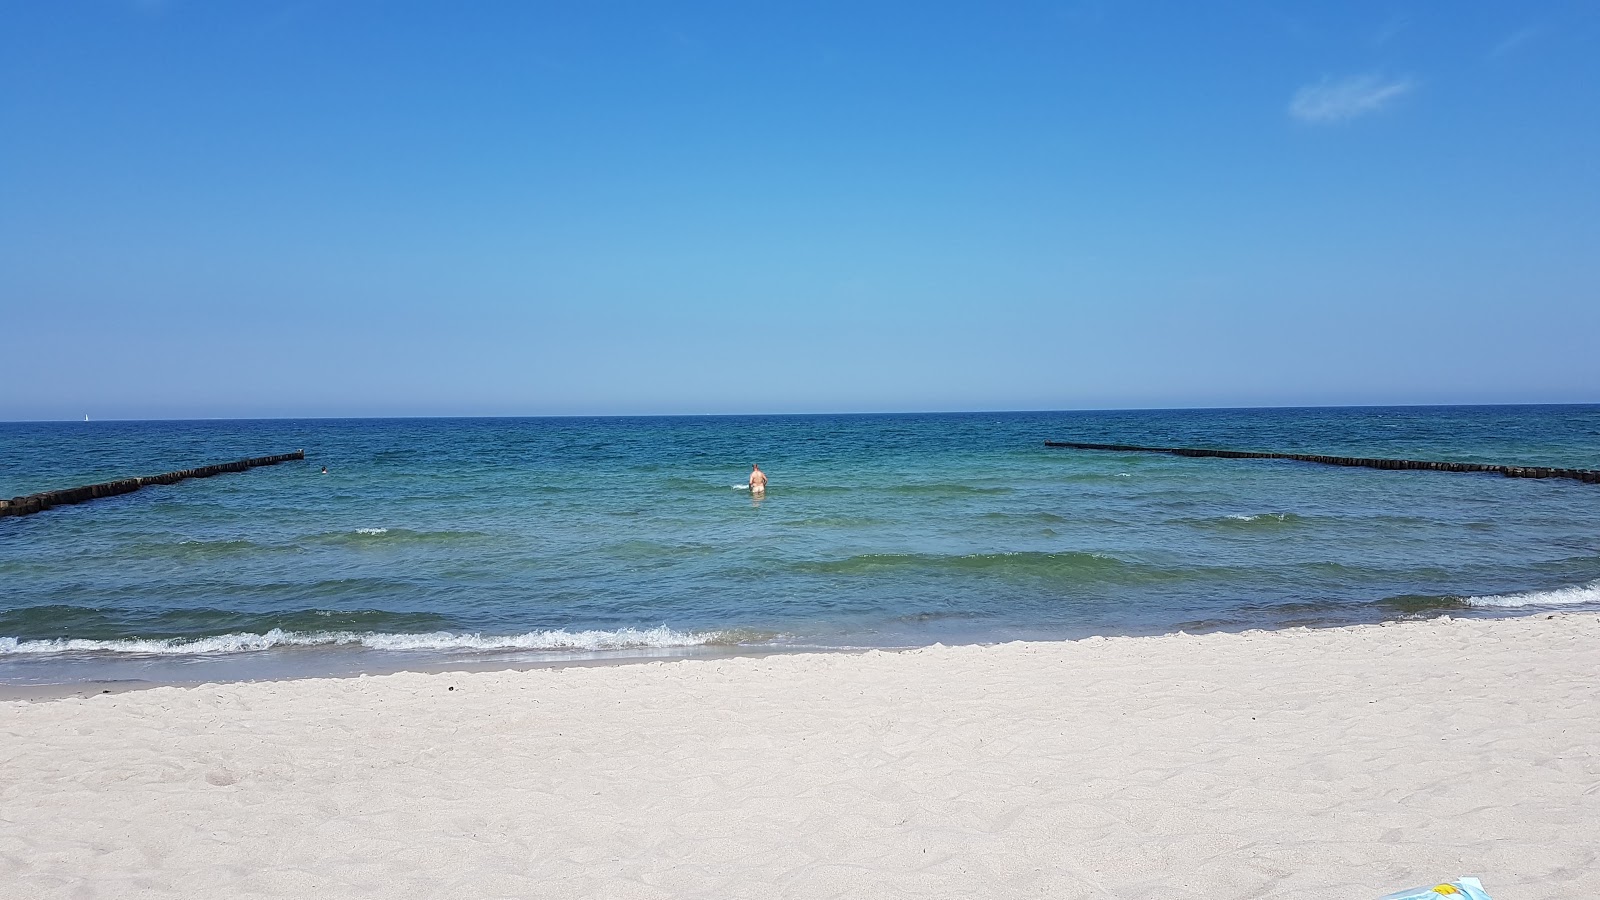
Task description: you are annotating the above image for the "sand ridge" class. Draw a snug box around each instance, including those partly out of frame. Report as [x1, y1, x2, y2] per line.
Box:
[3, 613, 1597, 899]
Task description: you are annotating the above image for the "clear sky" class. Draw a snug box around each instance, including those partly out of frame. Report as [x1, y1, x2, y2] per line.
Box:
[2, 2, 1596, 420]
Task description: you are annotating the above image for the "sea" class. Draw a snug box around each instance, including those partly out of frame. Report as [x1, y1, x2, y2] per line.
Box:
[2, 406, 1598, 687]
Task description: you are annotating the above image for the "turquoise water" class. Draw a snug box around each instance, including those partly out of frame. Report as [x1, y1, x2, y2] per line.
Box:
[2, 407, 1598, 684]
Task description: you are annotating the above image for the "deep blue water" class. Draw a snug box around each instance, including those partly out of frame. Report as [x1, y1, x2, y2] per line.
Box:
[2, 407, 1598, 684]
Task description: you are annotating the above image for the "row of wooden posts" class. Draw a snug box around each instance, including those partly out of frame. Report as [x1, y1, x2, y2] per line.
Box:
[1043, 441, 1600, 485]
[0, 451, 306, 518]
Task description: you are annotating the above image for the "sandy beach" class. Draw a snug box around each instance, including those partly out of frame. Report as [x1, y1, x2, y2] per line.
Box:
[3, 613, 1597, 899]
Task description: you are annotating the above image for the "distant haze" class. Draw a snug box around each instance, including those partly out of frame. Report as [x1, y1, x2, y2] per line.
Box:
[3, 3, 1597, 420]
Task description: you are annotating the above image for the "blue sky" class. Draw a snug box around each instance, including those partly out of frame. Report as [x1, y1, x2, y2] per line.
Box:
[2, 1, 1596, 419]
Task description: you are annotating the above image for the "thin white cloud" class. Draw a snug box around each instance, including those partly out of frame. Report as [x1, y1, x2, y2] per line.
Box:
[1289, 74, 1416, 124]
[1489, 26, 1542, 59]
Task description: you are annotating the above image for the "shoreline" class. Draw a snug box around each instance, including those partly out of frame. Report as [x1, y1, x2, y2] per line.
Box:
[0, 605, 1583, 701]
[0, 643, 812, 702]
[0, 603, 1581, 702]
[5, 612, 1598, 897]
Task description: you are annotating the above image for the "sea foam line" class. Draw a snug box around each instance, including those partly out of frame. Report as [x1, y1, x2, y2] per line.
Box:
[1464, 580, 1600, 609]
[0, 626, 729, 657]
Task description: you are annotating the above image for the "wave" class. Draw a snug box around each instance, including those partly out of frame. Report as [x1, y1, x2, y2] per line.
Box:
[979, 511, 1069, 525]
[606, 540, 719, 560]
[798, 550, 1125, 578]
[0, 606, 460, 640]
[1375, 579, 1600, 614]
[1050, 471, 1136, 483]
[177, 538, 262, 550]
[121, 529, 493, 556]
[1463, 580, 1600, 609]
[0, 625, 745, 657]
[125, 537, 298, 559]
[307, 528, 493, 547]
[1375, 594, 1471, 615]
[1184, 512, 1307, 530]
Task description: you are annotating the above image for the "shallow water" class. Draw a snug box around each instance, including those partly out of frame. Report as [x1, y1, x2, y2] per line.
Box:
[2, 406, 1598, 684]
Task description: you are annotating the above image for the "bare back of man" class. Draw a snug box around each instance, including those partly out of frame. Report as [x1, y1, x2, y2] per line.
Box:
[749, 465, 768, 495]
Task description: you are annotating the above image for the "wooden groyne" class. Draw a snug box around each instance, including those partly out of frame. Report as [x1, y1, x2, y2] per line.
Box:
[1043, 441, 1600, 485]
[0, 451, 306, 518]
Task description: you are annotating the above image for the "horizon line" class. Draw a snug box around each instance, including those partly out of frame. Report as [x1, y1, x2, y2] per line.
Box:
[5, 400, 1597, 425]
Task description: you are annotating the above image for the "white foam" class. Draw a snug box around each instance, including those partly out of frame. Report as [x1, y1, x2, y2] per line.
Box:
[0, 626, 728, 657]
[355, 528, 388, 535]
[1464, 580, 1600, 609]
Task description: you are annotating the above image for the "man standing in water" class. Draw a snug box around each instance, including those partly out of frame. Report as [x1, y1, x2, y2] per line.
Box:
[748, 464, 768, 496]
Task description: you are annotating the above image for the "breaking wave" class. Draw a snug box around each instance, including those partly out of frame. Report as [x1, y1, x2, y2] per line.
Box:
[1376, 579, 1600, 614]
[1462, 580, 1600, 609]
[0, 625, 745, 657]
[1186, 512, 1307, 530]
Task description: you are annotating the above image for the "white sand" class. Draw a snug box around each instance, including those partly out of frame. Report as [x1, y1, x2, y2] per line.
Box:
[3, 613, 1597, 899]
